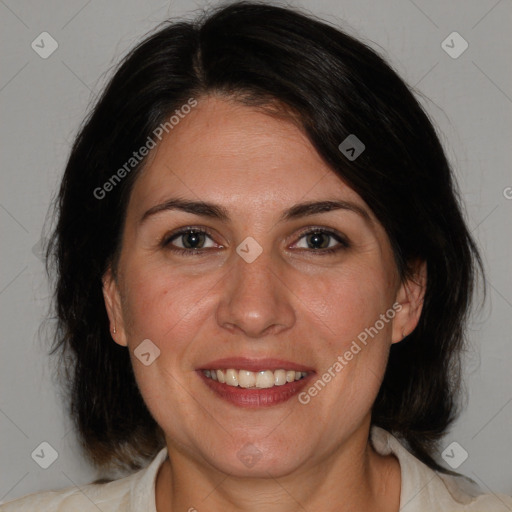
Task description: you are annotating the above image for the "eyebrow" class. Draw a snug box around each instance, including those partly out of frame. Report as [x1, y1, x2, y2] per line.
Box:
[139, 197, 372, 225]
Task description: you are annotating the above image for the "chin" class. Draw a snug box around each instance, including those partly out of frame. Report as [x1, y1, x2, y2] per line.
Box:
[197, 434, 315, 479]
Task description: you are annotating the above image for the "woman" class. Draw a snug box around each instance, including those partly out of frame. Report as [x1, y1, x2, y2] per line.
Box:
[2, 2, 511, 511]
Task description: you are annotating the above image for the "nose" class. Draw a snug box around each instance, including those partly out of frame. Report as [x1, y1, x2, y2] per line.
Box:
[215, 247, 296, 338]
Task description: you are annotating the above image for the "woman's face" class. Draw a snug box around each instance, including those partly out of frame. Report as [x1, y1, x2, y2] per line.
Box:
[103, 95, 425, 477]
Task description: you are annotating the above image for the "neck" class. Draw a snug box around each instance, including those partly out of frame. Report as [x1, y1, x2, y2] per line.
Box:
[155, 423, 401, 512]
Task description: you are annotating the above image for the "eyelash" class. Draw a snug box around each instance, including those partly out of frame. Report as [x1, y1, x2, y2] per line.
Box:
[160, 226, 350, 256]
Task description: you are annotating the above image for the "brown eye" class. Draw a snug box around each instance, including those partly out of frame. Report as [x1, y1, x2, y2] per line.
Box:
[293, 228, 350, 255]
[162, 227, 218, 255]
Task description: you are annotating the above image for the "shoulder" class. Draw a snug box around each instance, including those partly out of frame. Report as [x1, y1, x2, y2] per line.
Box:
[0, 477, 131, 512]
[0, 447, 169, 512]
[436, 472, 512, 511]
[370, 426, 512, 511]
[0, 473, 135, 512]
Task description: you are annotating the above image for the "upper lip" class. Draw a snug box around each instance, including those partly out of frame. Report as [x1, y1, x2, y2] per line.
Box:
[198, 357, 315, 373]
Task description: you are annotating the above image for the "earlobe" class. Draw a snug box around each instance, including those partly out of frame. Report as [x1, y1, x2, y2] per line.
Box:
[391, 260, 427, 344]
[102, 267, 128, 347]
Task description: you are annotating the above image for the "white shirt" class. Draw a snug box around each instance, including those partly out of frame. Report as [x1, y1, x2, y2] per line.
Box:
[2, 426, 511, 511]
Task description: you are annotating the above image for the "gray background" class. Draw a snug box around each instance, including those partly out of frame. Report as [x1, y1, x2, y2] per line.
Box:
[1, 0, 511, 504]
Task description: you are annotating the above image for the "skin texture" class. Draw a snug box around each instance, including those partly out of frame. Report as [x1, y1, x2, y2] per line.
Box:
[102, 95, 426, 511]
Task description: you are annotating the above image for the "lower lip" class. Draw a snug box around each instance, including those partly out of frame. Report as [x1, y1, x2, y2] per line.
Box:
[197, 371, 313, 407]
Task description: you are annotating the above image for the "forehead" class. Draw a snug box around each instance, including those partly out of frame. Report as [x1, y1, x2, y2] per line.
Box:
[127, 95, 374, 225]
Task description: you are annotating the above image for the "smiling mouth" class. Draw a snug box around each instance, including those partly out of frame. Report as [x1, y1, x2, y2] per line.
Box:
[203, 368, 308, 389]
[198, 358, 314, 407]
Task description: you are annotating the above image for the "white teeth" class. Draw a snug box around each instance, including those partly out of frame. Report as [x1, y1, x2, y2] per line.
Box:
[274, 369, 287, 386]
[203, 368, 308, 388]
[238, 370, 256, 388]
[225, 369, 238, 387]
[256, 370, 275, 388]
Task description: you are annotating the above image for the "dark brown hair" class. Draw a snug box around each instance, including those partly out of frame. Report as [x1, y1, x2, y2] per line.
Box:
[44, 0, 485, 478]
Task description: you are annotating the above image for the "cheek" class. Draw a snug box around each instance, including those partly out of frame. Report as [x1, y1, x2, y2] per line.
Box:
[297, 260, 395, 411]
[121, 261, 211, 341]
[120, 265, 212, 424]
[302, 261, 394, 350]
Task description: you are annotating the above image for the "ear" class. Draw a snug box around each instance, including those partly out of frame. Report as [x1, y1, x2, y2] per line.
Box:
[102, 266, 128, 347]
[391, 259, 427, 344]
